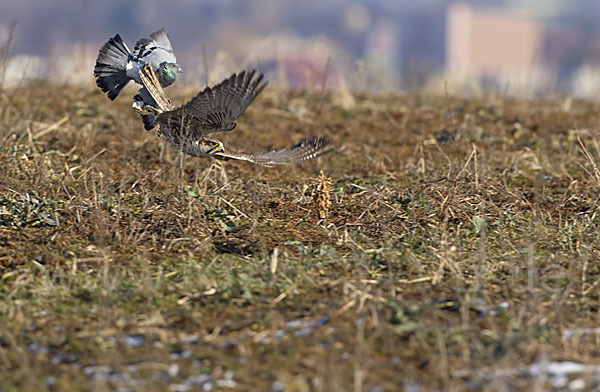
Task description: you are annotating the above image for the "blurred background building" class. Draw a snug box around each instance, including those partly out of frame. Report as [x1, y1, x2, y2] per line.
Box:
[1, 0, 600, 96]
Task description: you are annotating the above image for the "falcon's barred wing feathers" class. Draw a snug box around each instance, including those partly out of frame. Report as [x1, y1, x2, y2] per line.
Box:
[157, 70, 267, 136]
[138, 63, 174, 112]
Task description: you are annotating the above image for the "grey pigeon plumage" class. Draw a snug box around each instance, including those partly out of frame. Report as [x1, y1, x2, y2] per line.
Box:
[94, 28, 182, 101]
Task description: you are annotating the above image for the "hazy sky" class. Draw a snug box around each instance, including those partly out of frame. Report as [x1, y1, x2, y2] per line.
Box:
[2, 0, 600, 92]
[0, 0, 594, 57]
[1, 0, 447, 55]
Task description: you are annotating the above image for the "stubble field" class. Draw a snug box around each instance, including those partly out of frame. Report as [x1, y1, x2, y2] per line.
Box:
[1, 81, 600, 391]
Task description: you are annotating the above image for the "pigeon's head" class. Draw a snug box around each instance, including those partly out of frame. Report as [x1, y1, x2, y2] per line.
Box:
[157, 62, 182, 87]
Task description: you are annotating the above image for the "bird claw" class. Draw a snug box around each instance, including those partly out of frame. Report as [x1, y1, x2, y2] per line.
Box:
[132, 101, 161, 116]
[132, 101, 151, 115]
[134, 107, 153, 116]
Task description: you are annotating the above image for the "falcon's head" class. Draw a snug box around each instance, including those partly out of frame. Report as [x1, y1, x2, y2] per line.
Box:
[157, 62, 183, 88]
[191, 138, 225, 155]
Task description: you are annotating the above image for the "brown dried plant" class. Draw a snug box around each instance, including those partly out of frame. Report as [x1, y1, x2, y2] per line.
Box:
[310, 170, 332, 219]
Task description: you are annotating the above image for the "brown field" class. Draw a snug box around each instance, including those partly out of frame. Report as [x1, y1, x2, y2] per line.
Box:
[1, 81, 600, 391]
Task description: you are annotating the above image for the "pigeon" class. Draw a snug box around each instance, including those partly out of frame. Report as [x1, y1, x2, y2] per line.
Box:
[93, 28, 182, 100]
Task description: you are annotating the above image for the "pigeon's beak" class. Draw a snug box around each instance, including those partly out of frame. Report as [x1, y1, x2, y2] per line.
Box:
[177, 66, 183, 74]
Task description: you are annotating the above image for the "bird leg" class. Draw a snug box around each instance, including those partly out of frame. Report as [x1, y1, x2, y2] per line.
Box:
[132, 100, 162, 116]
[132, 101, 151, 115]
[144, 104, 163, 115]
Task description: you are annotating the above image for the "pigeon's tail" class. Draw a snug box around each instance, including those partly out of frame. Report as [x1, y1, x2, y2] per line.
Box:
[94, 34, 131, 100]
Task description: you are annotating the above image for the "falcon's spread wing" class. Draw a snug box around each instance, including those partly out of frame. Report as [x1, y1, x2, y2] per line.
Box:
[214, 136, 333, 167]
[133, 28, 177, 68]
[156, 70, 267, 137]
[138, 63, 174, 112]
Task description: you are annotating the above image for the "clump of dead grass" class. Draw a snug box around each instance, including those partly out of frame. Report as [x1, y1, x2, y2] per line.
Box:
[310, 170, 332, 219]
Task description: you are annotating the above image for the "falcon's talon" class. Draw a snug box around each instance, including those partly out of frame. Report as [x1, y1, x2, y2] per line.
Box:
[133, 100, 162, 116]
[133, 106, 153, 116]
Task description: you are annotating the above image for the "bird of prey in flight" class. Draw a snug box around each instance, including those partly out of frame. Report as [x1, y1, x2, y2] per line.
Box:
[93, 28, 182, 129]
[136, 64, 332, 166]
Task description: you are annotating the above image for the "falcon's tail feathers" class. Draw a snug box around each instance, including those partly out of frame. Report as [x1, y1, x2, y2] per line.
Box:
[94, 34, 132, 100]
[249, 135, 333, 167]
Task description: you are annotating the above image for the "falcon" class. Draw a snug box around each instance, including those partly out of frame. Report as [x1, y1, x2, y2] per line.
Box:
[94, 28, 182, 129]
[136, 64, 332, 166]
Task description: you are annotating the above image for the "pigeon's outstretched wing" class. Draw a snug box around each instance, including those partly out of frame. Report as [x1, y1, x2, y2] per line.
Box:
[214, 136, 333, 167]
[133, 28, 177, 68]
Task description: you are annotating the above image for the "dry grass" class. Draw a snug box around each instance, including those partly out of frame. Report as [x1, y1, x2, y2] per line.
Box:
[1, 81, 600, 391]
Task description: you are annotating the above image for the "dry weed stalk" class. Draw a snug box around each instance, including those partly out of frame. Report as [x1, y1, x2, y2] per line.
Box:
[576, 132, 600, 188]
[310, 170, 332, 219]
[0, 22, 17, 90]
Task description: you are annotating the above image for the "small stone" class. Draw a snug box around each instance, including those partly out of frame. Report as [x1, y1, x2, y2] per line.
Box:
[272, 380, 285, 392]
[168, 363, 180, 377]
[180, 335, 200, 344]
[568, 379, 586, 391]
[122, 335, 145, 347]
[169, 383, 190, 392]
